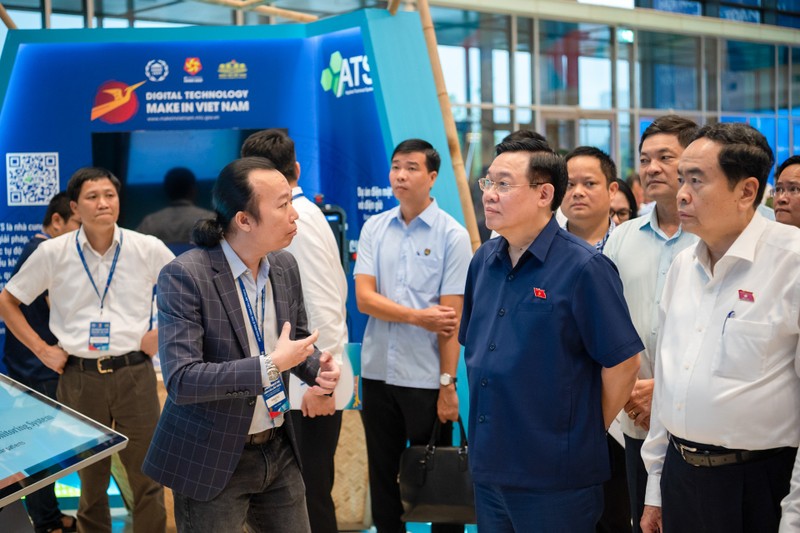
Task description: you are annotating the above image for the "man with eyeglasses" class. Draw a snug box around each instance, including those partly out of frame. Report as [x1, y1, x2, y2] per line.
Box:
[638, 123, 800, 533]
[354, 138, 472, 533]
[603, 115, 699, 533]
[459, 141, 642, 531]
[773, 155, 800, 229]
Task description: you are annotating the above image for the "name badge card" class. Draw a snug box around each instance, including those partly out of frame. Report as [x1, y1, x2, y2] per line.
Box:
[89, 322, 111, 351]
[262, 377, 290, 419]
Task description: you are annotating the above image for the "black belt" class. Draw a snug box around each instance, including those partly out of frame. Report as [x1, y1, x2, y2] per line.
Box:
[66, 351, 148, 374]
[670, 435, 788, 468]
[245, 426, 283, 447]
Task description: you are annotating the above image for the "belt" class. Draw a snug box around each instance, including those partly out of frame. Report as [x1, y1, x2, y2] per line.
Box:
[66, 352, 148, 374]
[245, 426, 283, 447]
[670, 435, 787, 468]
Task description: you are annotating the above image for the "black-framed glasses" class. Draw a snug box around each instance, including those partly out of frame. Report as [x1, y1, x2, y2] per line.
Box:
[610, 208, 632, 219]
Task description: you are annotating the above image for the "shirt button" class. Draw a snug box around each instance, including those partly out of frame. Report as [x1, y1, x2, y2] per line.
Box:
[481, 378, 488, 387]
[507, 274, 514, 281]
[498, 309, 506, 317]
[488, 343, 496, 351]
[478, 415, 486, 423]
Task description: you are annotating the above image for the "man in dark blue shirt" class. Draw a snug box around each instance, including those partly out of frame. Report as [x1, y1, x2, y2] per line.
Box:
[459, 142, 642, 532]
[3, 191, 80, 533]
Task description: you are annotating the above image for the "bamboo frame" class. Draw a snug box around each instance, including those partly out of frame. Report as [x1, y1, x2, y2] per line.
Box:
[0, 2, 17, 29]
[192, 0, 318, 22]
[408, 0, 482, 251]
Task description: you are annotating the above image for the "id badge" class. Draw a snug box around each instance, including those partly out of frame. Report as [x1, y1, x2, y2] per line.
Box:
[262, 376, 290, 419]
[89, 321, 111, 351]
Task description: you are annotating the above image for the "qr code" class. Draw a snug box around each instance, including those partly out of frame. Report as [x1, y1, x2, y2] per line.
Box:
[7, 152, 59, 206]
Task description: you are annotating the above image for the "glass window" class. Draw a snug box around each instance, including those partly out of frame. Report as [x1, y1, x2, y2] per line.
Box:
[721, 40, 775, 113]
[793, 48, 800, 114]
[539, 21, 612, 109]
[617, 28, 634, 109]
[618, 112, 635, 179]
[778, 13, 800, 27]
[0, 10, 42, 57]
[778, 46, 790, 113]
[638, 31, 700, 110]
[515, 18, 534, 125]
[439, 45, 468, 104]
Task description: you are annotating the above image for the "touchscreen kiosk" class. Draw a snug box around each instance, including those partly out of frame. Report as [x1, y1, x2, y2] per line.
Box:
[0, 374, 128, 508]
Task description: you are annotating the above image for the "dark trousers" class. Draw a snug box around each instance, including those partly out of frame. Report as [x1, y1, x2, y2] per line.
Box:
[597, 434, 632, 533]
[623, 435, 647, 533]
[361, 378, 463, 533]
[13, 377, 65, 531]
[288, 410, 343, 533]
[661, 439, 797, 533]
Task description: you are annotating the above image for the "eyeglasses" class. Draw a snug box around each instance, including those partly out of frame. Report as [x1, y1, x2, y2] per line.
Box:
[478, 178, 546, 195]
[609, 208, 632, 219]
[772, 184, 800, 198]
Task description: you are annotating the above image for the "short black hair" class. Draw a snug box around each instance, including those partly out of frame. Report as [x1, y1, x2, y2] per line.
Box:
[192, 157, 277, 247]
[691, 122, 774, 206]
[639, 115, 699, 153]
[777, 155, 800, 181]
[494, 140, 566, 210]
[66, 167, 121, 202]
[42, 191, 73, 227]
[565, 146, 617, 186]
[241, 129, 297, 182]
[163, 167, 197, 201]
[391, 139, 441, 173]
[614, 178, 638, 219]
[501, 130, 554, 154]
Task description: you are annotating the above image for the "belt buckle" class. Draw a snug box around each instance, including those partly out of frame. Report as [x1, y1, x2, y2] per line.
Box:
[96, 356, 113, 374]
[676, 441, 698, 464]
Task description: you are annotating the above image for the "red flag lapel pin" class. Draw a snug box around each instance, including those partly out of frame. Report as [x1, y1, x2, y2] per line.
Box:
[533, 287, 547, 299]
[738, 290, 755, 302]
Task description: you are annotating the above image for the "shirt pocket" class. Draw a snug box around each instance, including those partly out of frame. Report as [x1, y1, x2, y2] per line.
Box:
[714, 318, 774, 381]
[407, 256, 441, 295]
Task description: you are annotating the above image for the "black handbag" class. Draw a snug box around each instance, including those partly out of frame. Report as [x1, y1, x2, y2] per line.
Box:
[397, 416, 476, 524]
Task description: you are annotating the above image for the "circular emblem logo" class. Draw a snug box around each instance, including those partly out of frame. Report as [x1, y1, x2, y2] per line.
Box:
[92, 81, 141, 124]
[145, 59, 169, 82]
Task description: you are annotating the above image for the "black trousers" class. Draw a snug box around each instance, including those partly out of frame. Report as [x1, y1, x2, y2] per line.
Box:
[288, 409, 343, 533]
[597, 434, 632, 533]
[361, 378, 463, 533]
[623, 435, 647, 533]
[661, 439, 797, 533]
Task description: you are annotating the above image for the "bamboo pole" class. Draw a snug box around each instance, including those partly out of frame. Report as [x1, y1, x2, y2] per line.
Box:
[387, 0, 402, 15]
[409, 0, 481, 251]
[0, 3, 18, 29]
[193, 0, 318, 22]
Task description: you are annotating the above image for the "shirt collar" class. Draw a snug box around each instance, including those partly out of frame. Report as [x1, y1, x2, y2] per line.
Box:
[488, 215, 560, 266]
[694, 211, 766, 271]
[564, 217, 615, 252]
[221, 239, 270, 291]
[292, 186, 304, 200]
[638, 207, 684, 242]
[393, 198, 439, 228]
[77, 224, 121, 256]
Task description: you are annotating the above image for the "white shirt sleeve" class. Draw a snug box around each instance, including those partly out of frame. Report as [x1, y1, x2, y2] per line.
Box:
[4, 244, 52, 305]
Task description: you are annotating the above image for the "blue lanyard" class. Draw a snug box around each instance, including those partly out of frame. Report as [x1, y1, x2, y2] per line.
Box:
[238, 277, 267, 356]
[292, 192, 303, 201]
[76, 230, 122, 313]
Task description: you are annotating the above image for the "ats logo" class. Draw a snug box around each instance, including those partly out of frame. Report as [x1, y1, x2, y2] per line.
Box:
[90, 80, 146, 124]
[184, 57, 204, 83]
[320, 51, 373, 98]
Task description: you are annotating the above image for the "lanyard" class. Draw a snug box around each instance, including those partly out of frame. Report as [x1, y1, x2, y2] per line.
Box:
[238, 277, 267, 356]
[76, 231, 122, 313]
[292, 192, 303, 201]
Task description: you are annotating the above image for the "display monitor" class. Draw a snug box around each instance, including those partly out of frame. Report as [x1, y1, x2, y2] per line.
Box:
[0, 374, 128, 508]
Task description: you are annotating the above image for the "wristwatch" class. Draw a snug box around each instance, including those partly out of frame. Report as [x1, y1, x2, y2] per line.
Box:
[439, 373, 457, 387]
[263, 354, 280, 382]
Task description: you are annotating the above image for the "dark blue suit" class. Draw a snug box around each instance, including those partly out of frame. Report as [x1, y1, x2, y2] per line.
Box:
[143, 245, 320, 502]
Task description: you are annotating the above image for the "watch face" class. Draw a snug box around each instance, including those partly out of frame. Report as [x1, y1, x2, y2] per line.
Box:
[267, 368, 280, 382]
[440, 373, 453, 386]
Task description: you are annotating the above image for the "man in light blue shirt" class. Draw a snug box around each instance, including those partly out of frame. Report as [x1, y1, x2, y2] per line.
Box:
[603, 115, 699, 532]
[354, 139, 472, 533]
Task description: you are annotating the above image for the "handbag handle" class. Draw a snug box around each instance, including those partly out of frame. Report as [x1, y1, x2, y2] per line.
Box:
[426, 415, 468, 454]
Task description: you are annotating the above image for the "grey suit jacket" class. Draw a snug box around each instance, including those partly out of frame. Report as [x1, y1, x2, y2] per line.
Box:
[142, 245, 320, 501]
